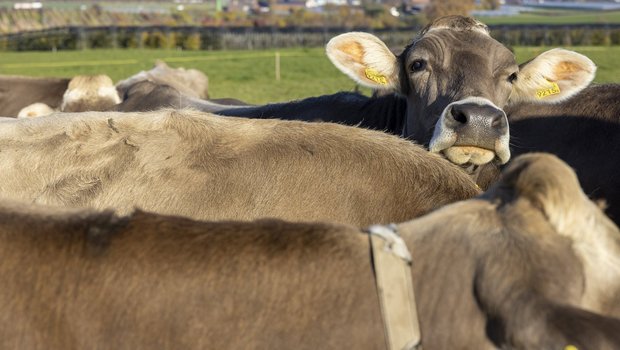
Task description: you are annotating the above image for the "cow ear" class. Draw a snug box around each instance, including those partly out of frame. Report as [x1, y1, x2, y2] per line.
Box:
[499, 153, 593, 236]
[154, 59, 168, 68]
[326, 32, 399, 91]
[510, 48, 596, 104]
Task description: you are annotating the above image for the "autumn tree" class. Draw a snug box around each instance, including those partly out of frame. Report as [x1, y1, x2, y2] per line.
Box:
[481, 0, 501, 10]
[424, 0, 475, 22]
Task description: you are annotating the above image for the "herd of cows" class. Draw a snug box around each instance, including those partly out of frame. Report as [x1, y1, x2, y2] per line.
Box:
[0, 15, 619, 349]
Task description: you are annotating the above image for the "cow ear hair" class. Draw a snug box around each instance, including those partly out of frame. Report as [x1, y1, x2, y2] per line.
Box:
[154, 59, 168, 68]
[326, 32, 399, 91]
[510, 48, 596, 104]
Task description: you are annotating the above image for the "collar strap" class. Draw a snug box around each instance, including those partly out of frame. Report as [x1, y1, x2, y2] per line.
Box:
[368, 224, 422, 350]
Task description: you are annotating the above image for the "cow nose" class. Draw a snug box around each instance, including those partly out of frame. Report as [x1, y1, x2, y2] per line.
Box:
[447, 103, 508, 133]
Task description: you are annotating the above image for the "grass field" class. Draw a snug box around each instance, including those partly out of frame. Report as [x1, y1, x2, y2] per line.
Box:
[0, 46, 619, 104]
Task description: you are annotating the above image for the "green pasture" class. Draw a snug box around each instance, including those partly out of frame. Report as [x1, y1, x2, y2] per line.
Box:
[0, 46, 619, 104]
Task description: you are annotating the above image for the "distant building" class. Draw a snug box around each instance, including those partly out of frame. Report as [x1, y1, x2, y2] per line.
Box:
[14, 2, 42, 10]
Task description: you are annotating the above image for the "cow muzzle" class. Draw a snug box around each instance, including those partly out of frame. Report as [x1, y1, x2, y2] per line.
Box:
[429, 97, 510, 165]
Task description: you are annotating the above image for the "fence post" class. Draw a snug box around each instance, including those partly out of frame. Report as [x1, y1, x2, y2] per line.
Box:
[111, 26, 118, 49]
[78, 27, 87, 50]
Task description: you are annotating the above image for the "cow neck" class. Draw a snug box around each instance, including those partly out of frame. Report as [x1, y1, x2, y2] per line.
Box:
[366, 224, 422, 350]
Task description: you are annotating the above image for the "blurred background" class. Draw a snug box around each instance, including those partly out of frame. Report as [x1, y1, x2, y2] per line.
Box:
[1, 0, 619, 103]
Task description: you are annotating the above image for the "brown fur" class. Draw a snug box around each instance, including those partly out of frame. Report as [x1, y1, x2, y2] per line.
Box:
[0, 75, 69, 117]
[0, 110, 479, 226]
[475, 83, 620, 225]
[116, 60, 209, 99]
[0, 153, 618, 349]
[397, 153, 616, 348]
[112, 81, 245, 113]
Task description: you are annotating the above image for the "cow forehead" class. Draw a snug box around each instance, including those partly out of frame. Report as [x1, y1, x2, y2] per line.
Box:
[404, 30, 516, 70]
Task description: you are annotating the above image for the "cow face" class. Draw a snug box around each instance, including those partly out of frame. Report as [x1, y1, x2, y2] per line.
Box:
[326, 16, 596, 167]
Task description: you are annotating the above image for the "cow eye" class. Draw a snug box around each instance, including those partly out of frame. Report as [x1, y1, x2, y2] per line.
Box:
[508, 72, 518, 84]
[410, 59, 426, 72]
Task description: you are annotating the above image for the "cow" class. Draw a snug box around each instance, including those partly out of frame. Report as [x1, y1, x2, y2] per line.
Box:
[0, 109, 478, 226]
[60, 74, 122, 112]
[216, 16, 595, 169]
[15, 74, 122, 118]
[0, 75, 69, 117]
[2, 61, 209, 117]
[16, 102, 55, 118]
[113, 80, 249, 113]
[116, 60, 210, 100]
[467, 83, 620, 224]
[216, 17, 620, 224]
[0, 153, 618, 349]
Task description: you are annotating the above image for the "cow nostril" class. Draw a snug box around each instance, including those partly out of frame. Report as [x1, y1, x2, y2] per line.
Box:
[491, 113, 507, 129]
[451, 107, 468, 124]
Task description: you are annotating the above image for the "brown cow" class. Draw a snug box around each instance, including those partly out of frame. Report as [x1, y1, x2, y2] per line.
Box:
[217, 16, 595, 169]
[0, 153, 618, 349]
[0, 75, 69, 117]
[327, 16, 595, 166]
[15, 74, 122, 118]
[113, 80, 249, 113]
[0, 109, 478, 226]
[116, 60, 210, 99]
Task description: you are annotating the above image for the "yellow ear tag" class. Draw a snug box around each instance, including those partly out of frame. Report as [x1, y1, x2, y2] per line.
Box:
[565, 345, 578, 350]
[364, 68, 388, 85]
[536, 80, 561, 99]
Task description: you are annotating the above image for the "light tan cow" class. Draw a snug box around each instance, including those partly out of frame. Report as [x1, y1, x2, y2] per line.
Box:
[0, 153, 618, 349]
[60, 74, 121, 112]
[15, 74, 122, 117]
[0, 110, 478, 226]
[16, 102, 55, 118]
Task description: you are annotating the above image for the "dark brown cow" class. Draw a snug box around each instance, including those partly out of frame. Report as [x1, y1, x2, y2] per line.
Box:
[0, 153, 618, 349]
[0, 109, 478, 226]
[0, 75, 69, 117]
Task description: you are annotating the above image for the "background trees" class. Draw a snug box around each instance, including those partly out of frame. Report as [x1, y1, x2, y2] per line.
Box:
[424, 0, 475, 22]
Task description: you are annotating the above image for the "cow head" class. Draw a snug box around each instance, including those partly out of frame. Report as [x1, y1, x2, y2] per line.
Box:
[326, 16, 596, 167]
[61, 75, 121, 112]
[116, 60, 210, 100]
[490, 153, 620, 314]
